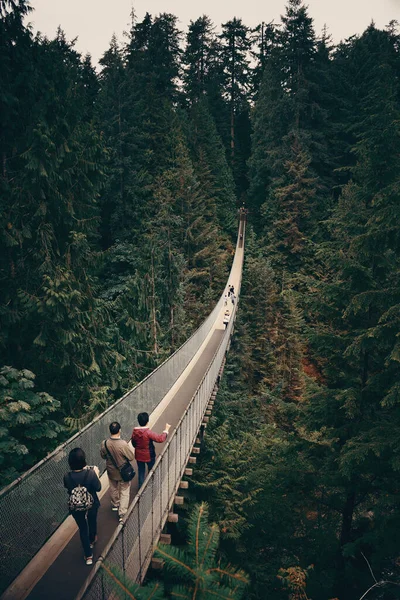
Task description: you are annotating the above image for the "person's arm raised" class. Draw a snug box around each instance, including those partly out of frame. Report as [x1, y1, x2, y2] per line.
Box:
[149, 424, 170, 443]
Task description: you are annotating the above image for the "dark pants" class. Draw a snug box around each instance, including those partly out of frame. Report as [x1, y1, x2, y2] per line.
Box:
[137, 459, 155, 488]
[72, 505, 98, 558]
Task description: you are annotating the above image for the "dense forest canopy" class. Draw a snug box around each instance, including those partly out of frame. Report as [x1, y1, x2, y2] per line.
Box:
[1, 0, 400, 597]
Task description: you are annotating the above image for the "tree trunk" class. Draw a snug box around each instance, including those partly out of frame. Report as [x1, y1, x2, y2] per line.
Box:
[230, 107, 235, 160]
[230, 35, 235, 160]
[150, 251, 158, 355]
[170, 306, 175, 347]
[334, 490, 356, 594]
[200, 30, 204, 90]
[340, 490, 356, 548]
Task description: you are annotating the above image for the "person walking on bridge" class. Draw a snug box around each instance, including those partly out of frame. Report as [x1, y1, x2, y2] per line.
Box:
[131, 413, 171, 487]
[64, 448, 101, 565]
[100, 422, 135, 522]
[223, 309, 231, 329]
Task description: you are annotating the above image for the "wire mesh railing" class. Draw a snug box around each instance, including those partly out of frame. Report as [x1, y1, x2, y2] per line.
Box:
[0, 215, 245, 598]
[77, 254, 241, 600]
[0, 290, 224, 595]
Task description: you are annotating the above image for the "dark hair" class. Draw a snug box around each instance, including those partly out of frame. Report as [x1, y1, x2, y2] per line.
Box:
[109, 421, 121, 435]
[68, 447, 87, 470]
[138, 412, 149, 426]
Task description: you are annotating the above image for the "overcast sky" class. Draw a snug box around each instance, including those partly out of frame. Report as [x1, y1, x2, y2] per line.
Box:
[27, 0, 400, 65]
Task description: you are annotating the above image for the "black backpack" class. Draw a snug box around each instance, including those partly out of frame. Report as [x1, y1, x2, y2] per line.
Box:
[105, 440, 135, 482]
[68, 470, 94, 512]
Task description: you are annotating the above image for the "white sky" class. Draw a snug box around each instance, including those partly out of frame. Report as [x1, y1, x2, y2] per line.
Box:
[27, 0, 400, 65]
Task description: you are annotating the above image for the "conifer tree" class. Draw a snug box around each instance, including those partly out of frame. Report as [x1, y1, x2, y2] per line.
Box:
[263, 132, 317, 273]
[182, 15, 216, 103]
[251, 21, 278, 98]
[184, 97, 237, 232]
[302, 24, 400, 595]
[219, 18, 252, 198]
[96, 35, 127, 249]
[219, 18, 251, 159]
[0, 15, 121, 414]
[247, 61, 289, 224]
[277, 0, 315, 93]
[155, 503, 249, 599]
[101, 563, 164, 600]
[98, 18, 183, 373]
[249, 0, 332, 262]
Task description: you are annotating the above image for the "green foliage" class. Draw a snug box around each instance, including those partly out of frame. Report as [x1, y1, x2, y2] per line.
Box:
[183, 16, 217, 103]
[244, 9, 400, 599]
[2, 3, 400, 599]
[0, 2, 235, 430]
[184, 97, 237, 234]
[0, 366, 65, 486]
[101, 562, 165, 600]
[155, 503, 249, 599]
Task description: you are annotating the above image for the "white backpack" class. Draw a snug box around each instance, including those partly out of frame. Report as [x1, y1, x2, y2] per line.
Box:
[68, 470, 94, 512]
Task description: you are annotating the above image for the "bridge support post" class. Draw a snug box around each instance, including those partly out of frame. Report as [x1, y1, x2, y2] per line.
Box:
[151, 558, 164, 570]
[168, 513, 178, 523]
[160, 534, 171, 544]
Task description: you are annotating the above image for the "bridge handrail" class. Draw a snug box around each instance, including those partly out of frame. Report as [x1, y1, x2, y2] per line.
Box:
[0, 295, 223, 499]
[0, 268, 224, 594]
[77, 219, 245, 599]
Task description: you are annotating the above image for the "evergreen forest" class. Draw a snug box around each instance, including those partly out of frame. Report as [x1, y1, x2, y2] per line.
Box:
[1, 0, 400, 597]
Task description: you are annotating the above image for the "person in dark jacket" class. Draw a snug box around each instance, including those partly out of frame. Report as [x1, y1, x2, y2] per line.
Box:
[131, 413, 171, 487]
[64, 447, 101, 565]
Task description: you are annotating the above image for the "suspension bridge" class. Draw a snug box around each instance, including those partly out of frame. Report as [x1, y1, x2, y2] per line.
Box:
[0, 214, 246, 600]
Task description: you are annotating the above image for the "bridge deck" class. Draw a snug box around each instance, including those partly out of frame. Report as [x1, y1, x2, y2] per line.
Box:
[4, 217, 245, 600]
[26, 328, 224, 600]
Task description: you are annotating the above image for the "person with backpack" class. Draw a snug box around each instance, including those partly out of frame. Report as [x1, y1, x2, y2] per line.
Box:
[131, 413, 171, 488]
[64, 447, 101, 565]
[100, 422, 135, 523]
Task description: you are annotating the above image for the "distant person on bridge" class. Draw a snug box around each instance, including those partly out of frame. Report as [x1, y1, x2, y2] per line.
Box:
[131, 413, 171, 488]
[64, 447, 101, 566]
[100, 422, 135, 523]
[223, 309, 230, 329]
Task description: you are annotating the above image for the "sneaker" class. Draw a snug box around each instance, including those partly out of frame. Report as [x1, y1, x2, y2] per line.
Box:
[111, 506, 118, 512]
[119, 516, 124, 523]
[85, 556, 93, 566]
[89, 536, 98, 549]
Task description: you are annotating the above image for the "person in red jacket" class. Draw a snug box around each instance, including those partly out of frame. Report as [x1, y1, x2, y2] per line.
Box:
[131, 412, 171, 487]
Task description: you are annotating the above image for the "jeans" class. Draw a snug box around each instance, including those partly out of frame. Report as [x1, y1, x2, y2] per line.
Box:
[72, 505, 98, 558]
[137, 459, 155, 488]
